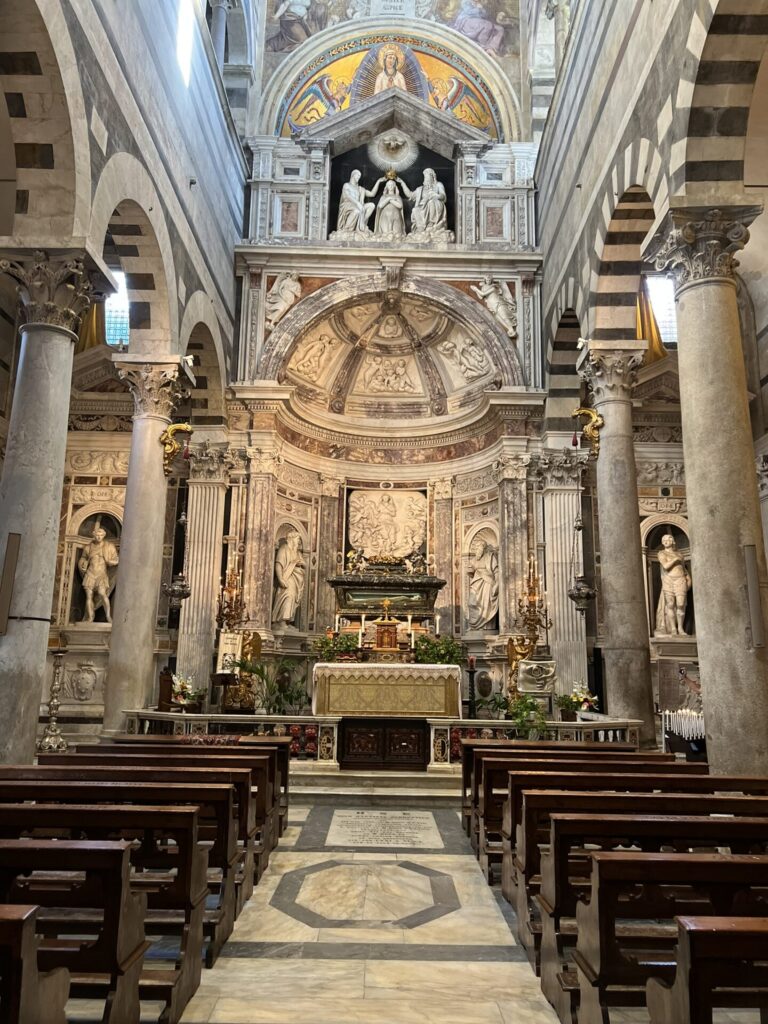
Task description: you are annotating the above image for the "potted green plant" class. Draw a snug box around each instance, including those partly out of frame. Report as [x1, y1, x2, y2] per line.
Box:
[476, 691, 510, 720]
[312, 633, 360, 662]
[506, 692, 548, 738]
[230, 657, 309, 715]
[413, 634, 466, 665]
[554, 693, 581, 722]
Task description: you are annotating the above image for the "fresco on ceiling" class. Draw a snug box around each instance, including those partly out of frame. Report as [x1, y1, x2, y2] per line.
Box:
[266, 2, 518, 58]
[277, 37, 501, 137]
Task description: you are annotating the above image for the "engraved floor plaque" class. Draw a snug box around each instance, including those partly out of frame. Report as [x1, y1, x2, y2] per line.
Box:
[326, 809, 443, 849]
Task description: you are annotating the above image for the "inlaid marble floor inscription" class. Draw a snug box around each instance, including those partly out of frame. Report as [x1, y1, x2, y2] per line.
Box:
[326, 809, 443, 849]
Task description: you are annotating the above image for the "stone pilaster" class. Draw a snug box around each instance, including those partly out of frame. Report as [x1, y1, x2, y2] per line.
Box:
[316, 475, 343, 630]
[103, 359, 188, 733]
[538, 450, 589, 688]
[431, 478, 454, 627]
[0, 252, 93, 761]
[176, 442, 231, 686]
[645, 202, 768, 774]
[243, 447, 281, 637]
[210, 0, 230, 68]
[496, 455, 530, 634]
[579, 340, 655, 744]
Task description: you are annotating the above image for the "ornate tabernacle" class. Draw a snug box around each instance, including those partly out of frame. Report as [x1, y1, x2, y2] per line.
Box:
[327, 559, 446, 619]
[312, 662, 462, 718]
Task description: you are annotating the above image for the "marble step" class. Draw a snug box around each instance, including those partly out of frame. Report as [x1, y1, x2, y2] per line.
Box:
[290, 786, 460, 808]
[288, 767, 461, 807]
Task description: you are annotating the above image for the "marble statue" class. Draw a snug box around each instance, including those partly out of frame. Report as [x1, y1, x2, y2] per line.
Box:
[331, 170, 384, 240]
[265, 272, 302, 329]
[398, 170, 454, 242]
[77, 522, 119, 623]
[471, 276, 517, 337]
[291, 332, 337, 381]
[272, 528, 306, 628]
[467, 537, 499, 629]
[438, 336, 489, 381]
[655, 533, 691, 636]
[373, 180, 406, 240]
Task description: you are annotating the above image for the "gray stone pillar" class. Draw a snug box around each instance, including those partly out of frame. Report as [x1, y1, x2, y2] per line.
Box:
[210, 0, 229, 69]
[646, 203, 768, 774]
[432, 478, 454, 628]
[242, 448, 280, 638]
[539, 450, 589, 688]
[0, 254, 92, 761]
[579, 340, 655, 744]
[496, 456, 530, 634]
[176, 443, 230, 687]
[316, 475, 343, 631]
[103, 360, 186, 733]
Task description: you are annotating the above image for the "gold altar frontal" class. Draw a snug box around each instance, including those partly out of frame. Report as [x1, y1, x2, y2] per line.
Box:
[312, 662, 462, 718]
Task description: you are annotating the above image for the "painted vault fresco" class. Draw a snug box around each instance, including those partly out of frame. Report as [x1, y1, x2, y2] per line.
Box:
[277, 37, 501, 137]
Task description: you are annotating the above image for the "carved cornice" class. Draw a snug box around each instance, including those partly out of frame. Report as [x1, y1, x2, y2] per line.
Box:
[644, 206, 761, 293]
[188, 441, 233, 482]
[117, 363, 187, 420]
[580, 349, 644, 403]
[0, 251, 93, 333]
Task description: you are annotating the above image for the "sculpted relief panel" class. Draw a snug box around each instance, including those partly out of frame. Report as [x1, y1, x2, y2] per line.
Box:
[347, 488, 427, 559]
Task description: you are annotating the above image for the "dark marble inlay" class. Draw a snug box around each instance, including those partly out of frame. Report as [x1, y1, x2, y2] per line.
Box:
[14, 143, 54, 169]
[0, 52, 42, 75]
[219, 941, 527, 962]
[4, 93, 26, 117]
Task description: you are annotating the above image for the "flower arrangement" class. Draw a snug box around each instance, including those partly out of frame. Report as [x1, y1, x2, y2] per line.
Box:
[171, 674, 208, 707]
[554, 682, 599, 716]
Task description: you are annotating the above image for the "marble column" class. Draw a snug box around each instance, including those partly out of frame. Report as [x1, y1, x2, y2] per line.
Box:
[579, 341, 655, 744]
[176, 443, 230, 686]
[242, 448, 280, 638]
[210, 0, 229, 69]
[432, 478, 454, 628]
[103, 360, 187, 733]
[645, 203, 768, 774]
[316, 475, 343, 631]
[539, 450, 589, 688]
[0, 254, 92, 761]
[496, 456, 530, 634]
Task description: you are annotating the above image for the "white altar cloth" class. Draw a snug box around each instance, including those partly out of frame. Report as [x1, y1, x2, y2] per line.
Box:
[311, 662, 462, 718]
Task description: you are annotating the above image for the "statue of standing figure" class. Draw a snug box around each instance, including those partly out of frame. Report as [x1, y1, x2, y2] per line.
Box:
[655, 533, 692, 636]
[77, 522, 119, 623]
[467, 537, 499, 629]
[272, 528, 306, 629]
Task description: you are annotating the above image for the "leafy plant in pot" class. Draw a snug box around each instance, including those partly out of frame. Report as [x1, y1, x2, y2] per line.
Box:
[230, 656, 309, 715]
[413, 634, 466, 665]
[477, 691, 548, 738]
[555, 683, 599, 721]
[312, 633, 360, 662]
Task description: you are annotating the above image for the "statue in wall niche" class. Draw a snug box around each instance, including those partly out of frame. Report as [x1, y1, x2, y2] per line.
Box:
[272, 529, 306, 629]
[398, 170, 454, 242]
[332, 170, 385, 240]
[265, 272, 302, 330]
[77, 522, 119, 623]
[655, 533, 692, 637]
[467, 537, 499, 629]
[438, 336, 490, 382]
[373, 180, 406, 241]
[471, 276, 518, 338]
[290, 333, 337, 381]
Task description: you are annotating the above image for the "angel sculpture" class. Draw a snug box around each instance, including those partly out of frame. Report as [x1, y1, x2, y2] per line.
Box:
[265, 272, 302, 330]
[471, 275, 518, 338]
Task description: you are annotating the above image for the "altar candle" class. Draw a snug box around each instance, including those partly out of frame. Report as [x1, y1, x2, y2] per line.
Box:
[407, 614, 412, 631]
[468, 655, 476, 670]
[410, 631, 415, 649]
[334, 614, 340, 633]
[435, 613, 440, 635]
[359, 614, 366, 646]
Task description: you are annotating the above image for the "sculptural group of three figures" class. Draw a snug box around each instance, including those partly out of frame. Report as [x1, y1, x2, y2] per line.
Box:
[333, 168, 453, 242]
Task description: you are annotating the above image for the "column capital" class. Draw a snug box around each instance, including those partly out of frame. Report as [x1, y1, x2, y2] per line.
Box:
[188, 440, 233, 483]
[248, 446, 282, 475]
[757, 453, 768, 499]
[320, 475, 344, 498]
[533, 448, 589, 488]
[643, 203, 762, 293]
[0, 250, 94, 335]
[578, 339, 647, 403]
[431, 477, 454, 500]
[115, 360, 189, 420]
[495, 453, 532, 482]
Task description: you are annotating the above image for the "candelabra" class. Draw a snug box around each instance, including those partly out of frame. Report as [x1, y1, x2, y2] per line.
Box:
[37, 648, 68, 752]
[507, 552, 552, 698]
[216, 567, 248, 631]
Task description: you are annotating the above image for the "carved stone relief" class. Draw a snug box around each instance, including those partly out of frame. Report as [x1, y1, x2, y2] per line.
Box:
[437, 335, 490, 382]
[288, 333, 339, 382]
[347, 488, 427, 559]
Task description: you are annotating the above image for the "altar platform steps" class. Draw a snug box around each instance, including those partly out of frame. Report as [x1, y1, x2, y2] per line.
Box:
[289, 766, 461, 808]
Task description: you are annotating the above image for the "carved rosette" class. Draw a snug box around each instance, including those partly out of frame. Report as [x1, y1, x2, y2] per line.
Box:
[0, 251, 93, 333]
[645, 207, 760, 293]
[118, 364, 187, 420]
[581, 350, 644, 403]
[188, 441, 233, 482]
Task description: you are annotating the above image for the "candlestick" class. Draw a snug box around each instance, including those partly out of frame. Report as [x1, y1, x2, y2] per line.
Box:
[407, 613, 412, 631]
[334, 613, 340, 633]
[410, 631, 415, 649]
[435, 613, 440, 635]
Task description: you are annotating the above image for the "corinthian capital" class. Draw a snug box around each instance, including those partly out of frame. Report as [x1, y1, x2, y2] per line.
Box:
[432, 477, 453, 500]
[0, 250, 93, 333]
[188, 440, 233, 482]
[320, 475, 343, 498]
[579, 340, 647, 403]
[249, 447, 282, 475]
[644, 204, 762, 293]
[117, 362, 187, 420]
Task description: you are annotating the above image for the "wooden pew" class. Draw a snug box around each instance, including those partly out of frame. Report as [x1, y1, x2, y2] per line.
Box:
[508, 789, 768, 968]
[0, 765, 256, 912]
[0, 780, 238, 967]
[476, 758, 706, 880]
[572, 852, 768, 1024]
[537, 814, 768, 1020]
[647, 917, 768, 1024]
[0, 839, 148, 1024]
[0, 803, 207, 1023]
[460, 738, 648, 836]
[42, 750, 276, 875]
[0, 904, 69, 1024]
[112, 734, 293, 837]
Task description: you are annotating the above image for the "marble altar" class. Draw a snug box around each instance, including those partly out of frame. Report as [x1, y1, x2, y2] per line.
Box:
[312, 662, 462, 718]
